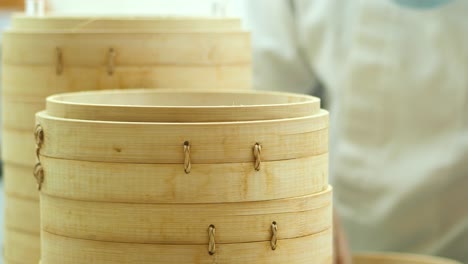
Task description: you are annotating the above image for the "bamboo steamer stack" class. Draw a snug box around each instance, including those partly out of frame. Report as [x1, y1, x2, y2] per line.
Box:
[1, 15, 251, 264]
[34, 89, 332, 263]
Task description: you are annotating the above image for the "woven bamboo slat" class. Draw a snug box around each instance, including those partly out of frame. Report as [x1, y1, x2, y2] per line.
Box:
[353, 253, 462, 264]
[41, 228, 332, 264]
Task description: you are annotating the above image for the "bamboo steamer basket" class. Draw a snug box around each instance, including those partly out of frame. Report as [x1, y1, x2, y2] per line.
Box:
[36, 89, 331, 263]
[11, 15, 242, 31]
[42, 229, 332, 264]
[41, 188, 332, 244]
[353, 253, 462, 264]
[2, 31, 251, 99]
[2, 16, 251, 264]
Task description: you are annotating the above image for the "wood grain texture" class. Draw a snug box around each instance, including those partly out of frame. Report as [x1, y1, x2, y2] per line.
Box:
[4, 229, 40, 264]
[4, 163, 39, 201]
[353, 253, 462, 264]
[2, 96, 45, 130]
[41, 228, 332, 264]
[46, 89, 320, 122]
[12, 15, 242, 31]
[35, 111, 329, 163]
[41, 187, 331, 244]
[2, 65, 252, 98]
[41, 154, 328, 203]
[2, 129, 35, 166]
[5, 195, 40, 234]
[2, 31, 251, 66]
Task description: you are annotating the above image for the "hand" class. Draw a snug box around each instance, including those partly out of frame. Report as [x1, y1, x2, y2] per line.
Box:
[334, 210, 352, 264]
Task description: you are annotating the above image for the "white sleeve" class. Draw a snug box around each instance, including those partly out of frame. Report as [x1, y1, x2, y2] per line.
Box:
[244, 0, 317, 94]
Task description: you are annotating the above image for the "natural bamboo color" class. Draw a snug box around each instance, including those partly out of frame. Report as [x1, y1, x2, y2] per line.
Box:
[4, 163, 39, 201]
[2, 31, 249, 66]
[41, 188, 331, 244]
[35, 111, 328, 164]
[12, 15, 242, 31]
[5, 195, 40, 234]
[353, 253, 462, 264]
[2, 65, 251, 98]
[41, 228, 332, 264]
[3, 16, 252, 264]
[40, 154, 328, 203]
[4, 229, 40, 264]
[45, 89, 321, 122]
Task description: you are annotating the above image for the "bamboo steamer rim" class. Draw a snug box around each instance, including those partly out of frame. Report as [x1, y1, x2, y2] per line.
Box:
[34, 111, 328, 164]
[353, 252, 462, 264]
[45, 89, 321, 122]
[11, 14, 242, 31]
[40, 187, 332, 244]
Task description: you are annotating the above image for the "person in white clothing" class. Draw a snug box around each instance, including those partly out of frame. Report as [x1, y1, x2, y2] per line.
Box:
[245, 0, 468, 263]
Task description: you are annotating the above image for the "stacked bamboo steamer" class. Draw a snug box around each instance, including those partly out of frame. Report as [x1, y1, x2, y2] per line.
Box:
[1, 15, 251, 264]
[34, 89, 331, 263]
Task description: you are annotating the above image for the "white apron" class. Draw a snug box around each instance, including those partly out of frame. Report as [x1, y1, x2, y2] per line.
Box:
[245, 0, 468, 262]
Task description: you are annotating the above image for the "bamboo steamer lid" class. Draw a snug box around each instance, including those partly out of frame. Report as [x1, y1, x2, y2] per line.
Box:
[11, 15, 242, 31]
[41, 188, 332, 244]
[42, 228, 332, 264]
[353, 253, 462, 264]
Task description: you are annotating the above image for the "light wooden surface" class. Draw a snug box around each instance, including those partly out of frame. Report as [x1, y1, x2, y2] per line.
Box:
[35, 111, 328, 164]
[4, 163, 40, 201]
[41, 228, 332, 264]
[2, 96, 45, 130]
[45, 89, 321, 122]
[4, 229, 40, 264]
[5, 195, 40, 234]
[2, 16, 252, 264]
[11, 15, 242, 31]
[41, 187, 331, 244]
[353, 253, 462, 264]
[2, 31, 251, 66]
[41, 154, 328, 203]
[2, 65, 252, 98]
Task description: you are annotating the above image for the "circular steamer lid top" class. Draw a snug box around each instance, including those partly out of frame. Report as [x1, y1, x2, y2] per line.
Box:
[11, 14, 242, 32]
[45, 89, 322, 122]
